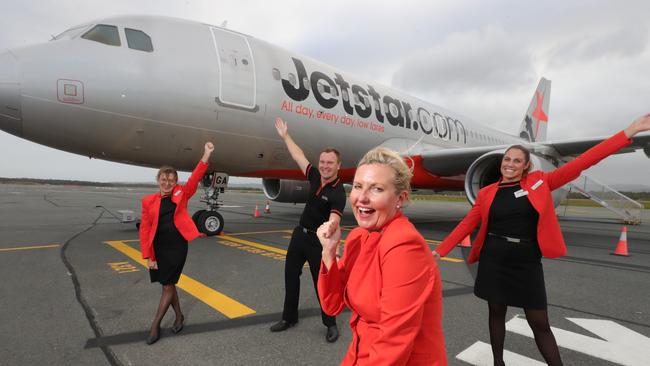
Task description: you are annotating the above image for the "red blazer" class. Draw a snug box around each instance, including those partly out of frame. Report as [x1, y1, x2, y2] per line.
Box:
[436, 131, 632, 263]
[139, 161, 208, 261]
[318, 213, 447, 366]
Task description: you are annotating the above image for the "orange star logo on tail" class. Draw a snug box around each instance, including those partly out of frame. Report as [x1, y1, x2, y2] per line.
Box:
[532, 91, 548, 136]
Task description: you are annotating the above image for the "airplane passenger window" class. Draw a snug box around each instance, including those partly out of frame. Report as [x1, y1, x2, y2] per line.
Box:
[303, 77, 310, 90]
[342, 89, 349, 102]
[81, 24, 121, 46]
[272, 68, 281, 80]
[125, 28, 153, 52]
[288, 73, 296, 86]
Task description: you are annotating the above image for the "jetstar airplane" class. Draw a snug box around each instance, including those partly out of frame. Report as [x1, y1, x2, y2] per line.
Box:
[1, 15, 649, 235]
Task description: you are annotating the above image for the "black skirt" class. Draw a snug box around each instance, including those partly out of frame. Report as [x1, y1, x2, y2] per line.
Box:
[474, 235, 547, 309]
[149, 231, 188, 285]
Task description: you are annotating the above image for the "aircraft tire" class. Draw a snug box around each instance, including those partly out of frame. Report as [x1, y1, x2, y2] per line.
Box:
[192, 210, 207, 225]
[198, 210, 224, 236]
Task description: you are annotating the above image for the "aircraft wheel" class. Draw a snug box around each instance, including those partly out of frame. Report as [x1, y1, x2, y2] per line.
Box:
[198, 210, 224, 236]
[192, 209, 207, 225]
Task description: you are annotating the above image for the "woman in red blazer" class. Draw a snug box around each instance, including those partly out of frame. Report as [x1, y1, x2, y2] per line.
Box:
[139, 142, 213, 345]
[434, 114, 650, 365]
[317, 147, 447, 366]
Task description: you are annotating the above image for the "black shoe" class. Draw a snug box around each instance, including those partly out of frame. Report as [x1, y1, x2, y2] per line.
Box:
[270, 320, 297, 332]
[146, 328, 160, 345]
[171, 314, 184, 334]
[326, 325, 339, 343]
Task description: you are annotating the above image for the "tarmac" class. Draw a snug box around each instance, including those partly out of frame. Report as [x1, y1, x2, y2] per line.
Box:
[1, 183, 649, 365]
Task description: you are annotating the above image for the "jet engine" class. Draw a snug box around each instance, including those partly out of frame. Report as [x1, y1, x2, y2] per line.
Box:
[464, 150, 567, 206]
[262, 178, 310, 203]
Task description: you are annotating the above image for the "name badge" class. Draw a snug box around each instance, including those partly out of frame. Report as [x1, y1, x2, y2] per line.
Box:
[531, 179, 543, 190]
[174, 190, 182, 197]
[514, 189, 529, 198]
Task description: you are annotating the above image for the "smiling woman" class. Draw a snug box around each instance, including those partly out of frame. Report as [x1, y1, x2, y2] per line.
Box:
[316, 147, 448, 365]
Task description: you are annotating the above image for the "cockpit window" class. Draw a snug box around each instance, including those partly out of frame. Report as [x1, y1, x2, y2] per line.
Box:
[125, 28, 153, 52]
[53, 25, 91, 41]
[81, 24, 121, 46]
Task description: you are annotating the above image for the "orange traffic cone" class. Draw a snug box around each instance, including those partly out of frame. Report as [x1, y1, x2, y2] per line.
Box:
[611, 226, 629, 256]
[264, 201, 271, 214]
[459, 235, 471, 248]
[253, 204, 260, 218]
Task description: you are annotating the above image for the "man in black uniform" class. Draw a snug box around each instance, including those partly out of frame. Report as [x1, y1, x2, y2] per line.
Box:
[270, 117, 345, 343]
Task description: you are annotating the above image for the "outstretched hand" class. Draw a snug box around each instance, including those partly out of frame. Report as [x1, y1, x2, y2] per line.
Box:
[624, 113, 650, 138]
[275, 117, 288, 139]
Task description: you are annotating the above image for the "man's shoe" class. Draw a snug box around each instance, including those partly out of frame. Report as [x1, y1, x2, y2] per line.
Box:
[326, 325, 339, 343]
[270, 320, 297, 332]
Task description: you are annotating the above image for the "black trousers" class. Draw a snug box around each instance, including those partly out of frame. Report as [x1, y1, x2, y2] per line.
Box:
[282, 226, 336, 326]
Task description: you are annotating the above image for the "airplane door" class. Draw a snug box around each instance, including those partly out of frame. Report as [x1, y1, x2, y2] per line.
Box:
[210, 27, 258, 111]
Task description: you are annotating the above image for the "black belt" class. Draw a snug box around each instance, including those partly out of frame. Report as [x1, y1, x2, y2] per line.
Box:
[488, 232, 534, 243]
[299, 226, 317, 235]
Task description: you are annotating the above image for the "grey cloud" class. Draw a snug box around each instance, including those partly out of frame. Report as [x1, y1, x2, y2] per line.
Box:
[391, 26, 535, 95]
[547, 25, 649, 67]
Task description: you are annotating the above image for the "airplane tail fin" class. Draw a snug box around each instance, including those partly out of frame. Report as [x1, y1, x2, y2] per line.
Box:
[518, 78, 551, 142]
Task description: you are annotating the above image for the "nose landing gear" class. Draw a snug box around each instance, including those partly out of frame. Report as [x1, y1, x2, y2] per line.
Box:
[193, 172, 228, 236]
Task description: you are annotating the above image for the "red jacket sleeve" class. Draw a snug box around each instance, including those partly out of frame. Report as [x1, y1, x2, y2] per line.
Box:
[435, 190, 483, 257]
[139, 197, 155, 261]
[368, 231, 436, 365]
[182, 161, 209, 200]
[318, 230, 362, 316]
[546, 131, 632, 190]
[317, 260, 347, 316]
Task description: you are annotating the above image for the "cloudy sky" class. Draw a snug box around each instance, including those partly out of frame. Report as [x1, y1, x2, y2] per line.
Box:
[1, 0, 649, 186]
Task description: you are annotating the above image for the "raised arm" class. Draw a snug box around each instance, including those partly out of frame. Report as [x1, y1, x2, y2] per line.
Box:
[183, 142, 213, 198]
[546, 113, 650, 191]
[275, 117, 310, 174]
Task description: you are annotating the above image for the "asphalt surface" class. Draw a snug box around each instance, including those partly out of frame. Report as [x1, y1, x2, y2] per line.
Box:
[1, 183, 648, 365]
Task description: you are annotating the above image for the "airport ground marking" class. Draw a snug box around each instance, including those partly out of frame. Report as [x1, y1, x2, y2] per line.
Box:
[108, 261, 140, 274]
[105, 240, 256, 318]
[456, 341, 546, 365]
[506, 314, 650, 365]
[219, 235, 288, 255]
[224, 229, 293, 236]
[0, 244, 60, 252]
[218, 240, 287, 261]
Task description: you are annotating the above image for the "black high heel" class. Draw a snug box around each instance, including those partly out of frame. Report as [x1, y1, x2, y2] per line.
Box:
[146, 327, 161, 345]
[171, 314, 184, 334]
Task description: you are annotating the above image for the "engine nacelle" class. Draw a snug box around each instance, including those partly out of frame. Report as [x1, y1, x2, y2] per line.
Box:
[262, 178, 310, 203]
[464, 150, 567, 206]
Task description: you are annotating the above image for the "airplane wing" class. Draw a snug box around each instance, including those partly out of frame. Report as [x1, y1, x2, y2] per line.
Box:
[419, 132, 650, 177]
[545, 131, 650, 156]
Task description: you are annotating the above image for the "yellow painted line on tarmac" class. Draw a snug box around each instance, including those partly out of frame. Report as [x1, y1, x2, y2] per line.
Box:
[0, 244, 60, 252]
[105, 240, 255, 318]
[219, 235, 287, 255]
[224, 229, 293, 236]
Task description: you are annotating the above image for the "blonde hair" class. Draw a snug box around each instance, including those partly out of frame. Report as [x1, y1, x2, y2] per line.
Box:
[357, 147, 413, 201]
[156, 165, 178, 181]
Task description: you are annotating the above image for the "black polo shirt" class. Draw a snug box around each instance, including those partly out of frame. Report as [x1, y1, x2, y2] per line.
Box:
[298, 164, 346, 231]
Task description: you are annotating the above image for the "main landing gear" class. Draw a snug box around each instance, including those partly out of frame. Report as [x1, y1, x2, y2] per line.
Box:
[192, 172, 229, 236]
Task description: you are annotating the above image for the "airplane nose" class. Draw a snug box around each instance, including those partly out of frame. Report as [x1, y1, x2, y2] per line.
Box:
[0, 50, 22, 137]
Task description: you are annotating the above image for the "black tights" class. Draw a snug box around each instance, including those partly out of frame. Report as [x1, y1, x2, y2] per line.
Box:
[149, 284, 183, 338]
[488, 302, 562, 366]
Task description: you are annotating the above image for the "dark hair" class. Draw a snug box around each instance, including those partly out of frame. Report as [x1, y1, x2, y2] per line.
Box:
[504, 145, 533, 175]
[156, 165, 178, 181]
[320, 147, 341, 163]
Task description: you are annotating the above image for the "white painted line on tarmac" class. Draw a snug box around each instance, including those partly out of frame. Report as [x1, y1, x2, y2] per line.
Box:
[456, 341, 545, 365]
[507, 315, 650, 365]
